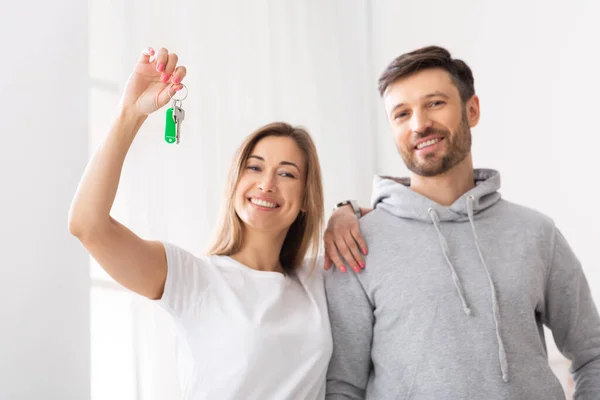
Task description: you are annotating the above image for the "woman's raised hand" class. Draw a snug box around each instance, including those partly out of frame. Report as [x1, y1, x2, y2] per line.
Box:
[119, 47, 187, 117]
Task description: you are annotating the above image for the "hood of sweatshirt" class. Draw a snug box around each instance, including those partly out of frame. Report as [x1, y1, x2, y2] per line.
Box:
[372, 168, 501, 223]
[370, 168, 509, 382]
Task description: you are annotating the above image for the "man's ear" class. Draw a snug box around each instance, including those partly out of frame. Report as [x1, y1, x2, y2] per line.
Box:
[466, 95, 480, 128]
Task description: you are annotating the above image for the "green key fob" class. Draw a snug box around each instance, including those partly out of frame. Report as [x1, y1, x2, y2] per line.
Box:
[164, 108, 176, 144]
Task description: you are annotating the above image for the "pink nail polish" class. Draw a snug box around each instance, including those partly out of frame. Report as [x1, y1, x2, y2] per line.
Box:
[161, 73, 169, 83]
[362, 248, 368, 255]
[173, 76, 180, 84]
[359, 261, 365, 269]
[340, 266, 347, 273]
[158, 63, 165, 72]
[354, 267, 360, 273]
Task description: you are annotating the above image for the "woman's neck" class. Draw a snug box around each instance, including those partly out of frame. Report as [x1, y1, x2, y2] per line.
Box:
[230, 226, 288, 273]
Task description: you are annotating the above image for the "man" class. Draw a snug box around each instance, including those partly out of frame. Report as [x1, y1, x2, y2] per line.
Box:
[323, 46, 600, 399]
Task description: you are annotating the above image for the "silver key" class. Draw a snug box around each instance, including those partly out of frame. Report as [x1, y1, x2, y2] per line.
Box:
[173, 104, 185, 144]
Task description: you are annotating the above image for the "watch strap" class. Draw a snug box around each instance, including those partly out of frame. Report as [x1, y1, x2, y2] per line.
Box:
[334, 200, 361, 218]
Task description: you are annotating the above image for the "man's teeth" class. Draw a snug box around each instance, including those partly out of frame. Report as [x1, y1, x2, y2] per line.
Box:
[251, 198, 277, 208]
[417, 138, 442, 150]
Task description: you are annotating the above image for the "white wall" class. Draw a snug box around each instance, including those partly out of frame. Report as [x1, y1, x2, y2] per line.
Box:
[0, 1, 90, 399]
[371, 0, 600, 394]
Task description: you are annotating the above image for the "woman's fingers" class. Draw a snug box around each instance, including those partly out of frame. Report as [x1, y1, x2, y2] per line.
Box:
[139, 47, 155, 64]
[144, 47, 185, 85]
[161, 53, 179, 83]
[324, 234, 347, 273]
[141, 47, 187, 107]
[170, 65, 187, 85]
[155, 48, 169, 73]
[342, 233, 364, 271]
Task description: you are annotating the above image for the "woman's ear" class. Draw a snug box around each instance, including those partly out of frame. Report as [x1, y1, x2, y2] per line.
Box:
[300, 197, 307, 214]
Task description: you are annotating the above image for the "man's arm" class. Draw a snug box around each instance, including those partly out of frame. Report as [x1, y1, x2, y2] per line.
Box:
[325, 268, 374, 399]
[544, 227, 600, 398]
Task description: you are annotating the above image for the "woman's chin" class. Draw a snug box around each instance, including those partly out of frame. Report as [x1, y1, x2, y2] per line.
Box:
[241, 218, 290, 235]
[237, 206, 299, 235]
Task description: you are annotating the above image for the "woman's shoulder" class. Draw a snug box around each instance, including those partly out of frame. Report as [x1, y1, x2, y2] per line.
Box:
[161, 241, 216, 270]
[295, 255, 325, 282]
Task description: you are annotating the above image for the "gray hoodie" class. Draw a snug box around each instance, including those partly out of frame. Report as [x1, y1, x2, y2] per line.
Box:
[325, 169, 600, 400]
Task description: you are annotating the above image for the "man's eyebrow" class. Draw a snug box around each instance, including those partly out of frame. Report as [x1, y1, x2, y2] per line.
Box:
[391, 91, 450, 112]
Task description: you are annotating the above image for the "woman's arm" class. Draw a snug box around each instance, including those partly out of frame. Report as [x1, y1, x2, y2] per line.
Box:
[68, 47, 186, 299]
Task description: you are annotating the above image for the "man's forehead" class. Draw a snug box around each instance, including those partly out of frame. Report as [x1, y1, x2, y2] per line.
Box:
[384, 69, 457, 109]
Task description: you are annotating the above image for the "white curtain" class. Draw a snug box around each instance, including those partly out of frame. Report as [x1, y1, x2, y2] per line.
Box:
[90, 1, 376, 398]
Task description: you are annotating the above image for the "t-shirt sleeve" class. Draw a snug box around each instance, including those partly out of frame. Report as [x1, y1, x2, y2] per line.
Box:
[155, 241, 213, 317]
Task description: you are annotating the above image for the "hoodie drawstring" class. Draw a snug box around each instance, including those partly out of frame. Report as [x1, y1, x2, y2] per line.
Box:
[428, 197, 509, 383]
[427, 207, 472, 316]
[466, 195, 509, 383]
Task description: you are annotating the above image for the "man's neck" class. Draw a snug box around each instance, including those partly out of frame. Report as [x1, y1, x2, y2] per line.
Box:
[231, 226, 287, 273]
[409, 155, 475, 206]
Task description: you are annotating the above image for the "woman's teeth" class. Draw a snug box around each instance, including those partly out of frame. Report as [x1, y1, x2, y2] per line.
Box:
[251, 198, 277, 208]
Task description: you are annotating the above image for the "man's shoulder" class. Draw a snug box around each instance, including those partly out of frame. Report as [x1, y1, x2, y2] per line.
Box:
[493, 198, 556, 229]
[358, 207, 407, 230]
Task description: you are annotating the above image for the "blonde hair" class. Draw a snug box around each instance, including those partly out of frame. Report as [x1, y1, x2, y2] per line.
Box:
[206, 122, 324, 274]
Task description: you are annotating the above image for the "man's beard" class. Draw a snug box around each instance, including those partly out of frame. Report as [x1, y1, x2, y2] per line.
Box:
[399, 111, 471, 177]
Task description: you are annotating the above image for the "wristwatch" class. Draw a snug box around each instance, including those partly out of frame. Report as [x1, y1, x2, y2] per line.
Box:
[334, 200, 361, 219]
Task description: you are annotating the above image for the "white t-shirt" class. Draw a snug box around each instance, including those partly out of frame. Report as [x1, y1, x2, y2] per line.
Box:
[155, 242, 333, 400]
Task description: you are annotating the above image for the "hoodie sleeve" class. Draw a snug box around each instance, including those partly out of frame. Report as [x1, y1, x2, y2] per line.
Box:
[543, 227, 600, 398]
[325, 269, 374, 399]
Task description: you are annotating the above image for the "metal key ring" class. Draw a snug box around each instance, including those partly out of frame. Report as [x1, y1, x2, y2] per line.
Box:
[168, 83, 188, 102]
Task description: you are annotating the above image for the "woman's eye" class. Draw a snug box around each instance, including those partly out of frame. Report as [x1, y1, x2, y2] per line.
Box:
[246, 165, 261, 171]
[280, 172, 296, 179]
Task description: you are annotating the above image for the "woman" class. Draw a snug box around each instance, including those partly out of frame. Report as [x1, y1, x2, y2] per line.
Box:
[68, 47, 332, 399]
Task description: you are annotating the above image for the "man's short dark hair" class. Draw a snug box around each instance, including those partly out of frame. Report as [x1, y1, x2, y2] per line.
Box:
[378, 46, 475, 102]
